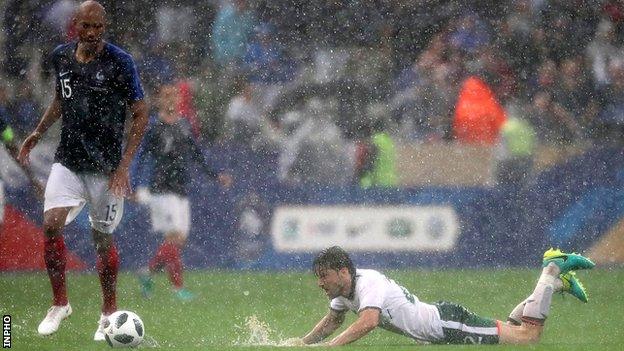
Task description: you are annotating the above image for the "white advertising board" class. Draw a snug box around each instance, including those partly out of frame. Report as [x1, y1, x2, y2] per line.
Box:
[271, 205, 460, 252]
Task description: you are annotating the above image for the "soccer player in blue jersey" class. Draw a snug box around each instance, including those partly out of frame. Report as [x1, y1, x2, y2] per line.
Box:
[17, 1, 148, 341]
[134, 83, 231, 301]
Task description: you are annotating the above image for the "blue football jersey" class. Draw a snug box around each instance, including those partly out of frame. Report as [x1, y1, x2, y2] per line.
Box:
[49, 41, 144, 174]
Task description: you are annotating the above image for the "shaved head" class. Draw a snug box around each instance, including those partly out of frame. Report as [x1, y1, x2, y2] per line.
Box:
[74, 0, 107, 57]
[76, 0, 106, 20]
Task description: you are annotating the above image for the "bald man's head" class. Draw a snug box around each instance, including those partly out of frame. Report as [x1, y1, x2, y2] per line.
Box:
[74, 0, 107, 53]
[76, 1, 106, 20]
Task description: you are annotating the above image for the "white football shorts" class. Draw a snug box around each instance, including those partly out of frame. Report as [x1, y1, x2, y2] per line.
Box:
[148, 193, 190, 237]
[44, 163, 124, 234]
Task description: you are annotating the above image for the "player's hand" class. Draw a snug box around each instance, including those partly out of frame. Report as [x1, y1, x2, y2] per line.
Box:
[17, 132, 42, 166]
[217, 173, 233, 189]
[109, 165, 131, 198]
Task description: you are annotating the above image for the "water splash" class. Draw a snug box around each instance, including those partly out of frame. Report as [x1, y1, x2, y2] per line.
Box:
[234, 314, 307, 347]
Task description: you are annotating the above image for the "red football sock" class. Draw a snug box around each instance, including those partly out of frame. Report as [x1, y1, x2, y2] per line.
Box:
[96, 244, 119, 315]
[165, 244, 184, 289]
[149, 241, 172, 272]
[44, 235, 68, 306]
[149, 241, 184, 288]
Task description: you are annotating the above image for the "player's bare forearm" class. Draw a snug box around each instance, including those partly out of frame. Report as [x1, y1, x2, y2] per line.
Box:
[327, 308, 379, 346]
[119, 100, 148, 169]
[302, 310, 345, 345]
[33, 95, 62, 136]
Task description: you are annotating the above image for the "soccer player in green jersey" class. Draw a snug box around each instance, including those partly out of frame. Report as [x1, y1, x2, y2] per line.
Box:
[286, 246, 594, 346]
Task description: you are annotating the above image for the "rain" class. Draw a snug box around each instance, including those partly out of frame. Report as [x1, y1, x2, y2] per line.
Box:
[0, 0, 622, 350]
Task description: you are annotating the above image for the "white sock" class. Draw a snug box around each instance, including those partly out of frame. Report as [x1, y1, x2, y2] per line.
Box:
[522, 263, 560, 323]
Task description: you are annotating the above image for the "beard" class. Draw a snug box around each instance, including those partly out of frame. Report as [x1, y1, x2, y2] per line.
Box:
[80, 38, 101, 55]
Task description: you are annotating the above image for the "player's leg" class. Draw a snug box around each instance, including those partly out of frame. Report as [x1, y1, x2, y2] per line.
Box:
[507, 249, 594, 326]
[38, 163, 87, 336]
[142, 232, 188, 298]
[506, 272, 589, 326]
[37, 207, 74, 336]
[434, 301, 501, 345]
[86, 174, 123, 341]
[142, 193, 193, 300]
[166, 230, 194, 300]
[139, 193, 171, 297]
[169, 195, 192, 300]
[498, 262, 561, 344]
[92, 228, 119, 341]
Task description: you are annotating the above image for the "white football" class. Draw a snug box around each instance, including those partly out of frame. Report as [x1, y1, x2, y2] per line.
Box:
[104, 310, 145, 348]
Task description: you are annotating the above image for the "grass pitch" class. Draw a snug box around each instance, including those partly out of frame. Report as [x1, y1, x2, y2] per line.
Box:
[1, 268, 622, 350]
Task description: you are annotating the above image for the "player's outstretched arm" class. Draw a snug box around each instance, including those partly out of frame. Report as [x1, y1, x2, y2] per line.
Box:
[109, 100, 148, 197]
[302, 309, 346, 345]
[326, 308, 380, 346]
[18, 94, 62, 166]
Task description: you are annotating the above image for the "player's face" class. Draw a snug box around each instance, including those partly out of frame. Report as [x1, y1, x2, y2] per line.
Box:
[158, 85, 180, 115]
[75, 11, 106, 50]
[316, 267, 349, 299]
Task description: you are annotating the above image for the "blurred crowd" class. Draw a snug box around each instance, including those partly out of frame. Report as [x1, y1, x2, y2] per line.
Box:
[2, 0, 624, 186]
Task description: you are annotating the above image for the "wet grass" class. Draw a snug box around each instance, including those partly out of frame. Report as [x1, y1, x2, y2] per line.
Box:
[1, 268, 622, 350]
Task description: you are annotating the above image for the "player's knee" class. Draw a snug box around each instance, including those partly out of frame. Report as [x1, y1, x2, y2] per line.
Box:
[165, 232, 186, 247]
[43, 208, 69, 235]
[43, 216, 64, 237]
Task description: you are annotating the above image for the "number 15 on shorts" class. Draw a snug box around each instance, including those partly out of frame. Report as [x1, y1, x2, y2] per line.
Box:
[106, 204, 117, 221]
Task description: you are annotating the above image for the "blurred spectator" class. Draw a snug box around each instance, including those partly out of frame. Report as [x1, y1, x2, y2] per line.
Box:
[243, 23, 296, 84]
[496, 116, 536, 186]
[138, 41, 176, 97]
[0, 86, 11, 128]
[528, 59, 558, 96]
[357, 104, 398, 189]
[155, 2, 195, 45]
[448, 13, 491, 54]
[232, 190, 271, 268]
[171, 51, 202, 140]
[453, 76, 507, 145]
[224, 81, 268, 147]
[3, 0, 44, 78]
[211, 0, 256, 69]
[586, 18, 624, 88]
[175, 78, 201, 140]
[390, 62, 455, 142]
[42, 0, 77, 41]
[527, 90, 571, 144]
[469, 45, 517, 103]
[495, 10, 540, 87]
[540, 9, 596, 62]
[550, 56, 600, 142]
[8, 81, 42, 138]
[279, 98, 351, 185]
[597, 58, 624, 142]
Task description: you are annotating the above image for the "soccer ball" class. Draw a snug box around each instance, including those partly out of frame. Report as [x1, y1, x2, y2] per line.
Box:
[103, 311, 144, 348]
